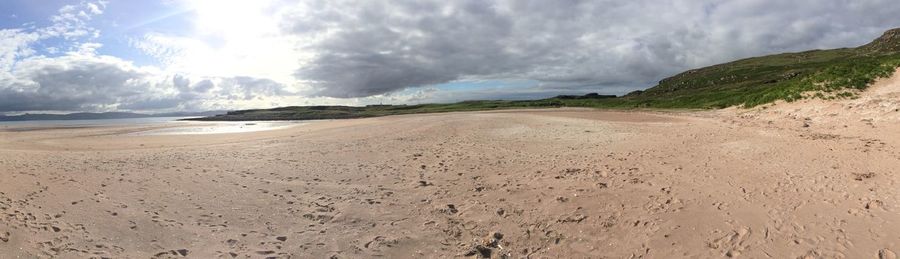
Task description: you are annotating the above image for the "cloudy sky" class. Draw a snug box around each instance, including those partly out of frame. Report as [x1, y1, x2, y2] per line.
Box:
[0, 0, 898, 113]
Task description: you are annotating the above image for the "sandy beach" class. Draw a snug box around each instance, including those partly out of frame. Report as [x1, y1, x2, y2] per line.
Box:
[3, 88, 900, 258]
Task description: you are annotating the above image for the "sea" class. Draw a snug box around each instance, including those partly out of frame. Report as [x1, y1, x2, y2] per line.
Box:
[0, 116, 194, 127]
[0, 117, 303, 135]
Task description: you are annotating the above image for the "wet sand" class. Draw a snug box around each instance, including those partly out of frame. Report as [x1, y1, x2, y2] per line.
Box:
[2, 101, 900, 257]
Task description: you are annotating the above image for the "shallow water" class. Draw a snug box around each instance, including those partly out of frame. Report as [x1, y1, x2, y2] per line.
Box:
[0, 117, 303, 135]
[133, 121, 301, 135]
[0, 116, 195, 127]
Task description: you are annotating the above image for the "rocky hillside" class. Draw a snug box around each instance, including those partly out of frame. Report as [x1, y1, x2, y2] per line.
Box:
[861, 28, 900, 52]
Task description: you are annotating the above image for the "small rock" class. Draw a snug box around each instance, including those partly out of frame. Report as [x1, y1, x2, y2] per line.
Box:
[446, 204, 459, 214]
[464, 244, 492, 258]
[880, 249, 897, 259]
[866, 200, 884, 210]
[854, 172, 876, 181]
[276, 236, 287, 242]
[492, 232, 504, 241]
[176, 249, 189, 256]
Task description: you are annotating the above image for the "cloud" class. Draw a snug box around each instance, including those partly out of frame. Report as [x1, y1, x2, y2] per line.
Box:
[0, 1, 107, 74]
[39, 1, 107, 39]
[283, 0, 900, 98]
[0, 29, 40, 72]
[214, 77, 290, 101]
[0, 50, 293, 112]
[0, 53, 151, 112]
[0, 38, 269, 113]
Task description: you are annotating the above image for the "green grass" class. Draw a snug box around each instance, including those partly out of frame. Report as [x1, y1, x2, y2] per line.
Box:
[620, 50, 900, 108]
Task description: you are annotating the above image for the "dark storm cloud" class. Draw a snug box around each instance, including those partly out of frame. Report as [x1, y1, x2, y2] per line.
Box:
[284, 0, 900, 98]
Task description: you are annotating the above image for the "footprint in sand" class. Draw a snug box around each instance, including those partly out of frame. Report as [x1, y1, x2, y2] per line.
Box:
[707, 227, 751, 257]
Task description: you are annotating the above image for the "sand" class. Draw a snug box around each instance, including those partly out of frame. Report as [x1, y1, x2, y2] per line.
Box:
[3, 72, 900, 258]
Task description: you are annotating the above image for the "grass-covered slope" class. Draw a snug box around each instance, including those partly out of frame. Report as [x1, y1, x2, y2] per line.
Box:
[614, 28, 900, 108]
[192, 28, 900, 121]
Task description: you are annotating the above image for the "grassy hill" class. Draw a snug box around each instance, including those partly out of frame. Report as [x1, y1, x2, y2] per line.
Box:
[192, 28, 900, 121]
[609, 28, 900, 108]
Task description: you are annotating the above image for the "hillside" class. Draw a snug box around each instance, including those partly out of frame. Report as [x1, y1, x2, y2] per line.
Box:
[192, 28, 900, 121]
[613, 28, 900, 108]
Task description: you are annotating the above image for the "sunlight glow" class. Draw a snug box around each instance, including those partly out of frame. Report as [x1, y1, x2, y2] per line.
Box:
[189, 0, 274, 36]
[151, 0, 302, 86]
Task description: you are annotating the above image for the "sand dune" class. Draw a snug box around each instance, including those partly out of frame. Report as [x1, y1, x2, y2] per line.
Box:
[728, 68, 900, 130]
[1, 102, 900, 258]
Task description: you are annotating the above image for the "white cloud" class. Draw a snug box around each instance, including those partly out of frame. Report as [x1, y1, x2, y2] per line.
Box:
[0, 29, 40, 73]
[0, 48, 303, 113]
[39, 1, 104, 39]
